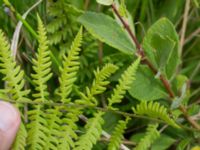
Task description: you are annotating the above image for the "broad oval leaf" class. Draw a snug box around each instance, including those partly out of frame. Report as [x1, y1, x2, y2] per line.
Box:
[78, 11, 135, 55]
[96, 0, 113, 6]
[128, 65, 167, 101]
[142, 18, 180, 79]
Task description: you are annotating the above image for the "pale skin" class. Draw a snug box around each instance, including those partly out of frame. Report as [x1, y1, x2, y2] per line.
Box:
[0, 101, 21, 150]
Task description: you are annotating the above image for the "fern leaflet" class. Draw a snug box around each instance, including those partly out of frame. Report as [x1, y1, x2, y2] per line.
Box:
[74, 112, 104, 150]
[132, 101, 180, 128]
[108, 117, 130, 150]
[76, 63, 118, 106]
[27, 15, 52, 149]
[0, 30, 29, 150]
[58, 27, 82, 103]
[135, 123, 160, 150]
[108, 57, 140, 108]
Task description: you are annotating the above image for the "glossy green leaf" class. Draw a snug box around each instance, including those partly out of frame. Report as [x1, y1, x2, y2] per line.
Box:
[78, 11, 135, 55]
[128, 65, 167, 101]
[96, 0, 113, 6]
[142, 18, 180, 79]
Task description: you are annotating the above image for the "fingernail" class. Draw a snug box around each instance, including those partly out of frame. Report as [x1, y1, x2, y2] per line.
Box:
[0, 101, 19, 132]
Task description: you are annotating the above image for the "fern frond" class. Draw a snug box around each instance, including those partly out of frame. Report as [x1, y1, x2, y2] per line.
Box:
[0, 30, 30, 102]
[12, 123, 27, 150]
[76, 63, 118, 106]
[0, 30, 29, 149]
[108, 117, 130, 150]
[44, 107, 62, 150]
[74, 112, 104, 150]
[108, 57, 140, 108]
[27, 16, 52, 149]
[27, 106, 48, 149]
[58, 27, 82, 103]
[31, 15, 52, 102]
[132, 101, 180, 128]
[135, 123, 160, 150]
[58, 108, 82, 150]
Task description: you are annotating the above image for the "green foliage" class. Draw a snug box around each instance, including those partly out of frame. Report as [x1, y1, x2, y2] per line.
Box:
[74, 112, 104, 150]
[132, 101, 180, 128]
[77, 63, 118, 106]
[0, 30, 30, 103]
[108, 57, 140, 108]
[58, 27, 83, 103]
[0, 0, 200, 149]
[128, 65, 167, 101]
[142, 18, 180, 79]
[0, 29, 29, 149]
[78, 11, 135, 55]
[135, 123, 160, 150]
[108, 117, 130, 150]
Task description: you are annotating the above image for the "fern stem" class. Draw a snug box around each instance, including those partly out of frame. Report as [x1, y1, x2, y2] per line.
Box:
[111, 3, 200, 130]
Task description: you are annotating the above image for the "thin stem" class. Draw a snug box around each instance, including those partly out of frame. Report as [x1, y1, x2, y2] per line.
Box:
[179, 0, 191, 57]
[111, 3, 200, 130]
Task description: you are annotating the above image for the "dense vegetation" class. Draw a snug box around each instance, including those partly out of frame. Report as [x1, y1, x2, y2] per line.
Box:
[0, 0, 200, 149]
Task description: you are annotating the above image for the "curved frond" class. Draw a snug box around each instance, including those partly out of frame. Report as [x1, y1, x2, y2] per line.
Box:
[132, 101, 180, 128]
[108, 117, 130, 150]
[12, 123, 27, 150]
[44, 107, 62, 150]
[135, 123, 160, 150]
[58, 27, 83, 103]
[108, 57, 140, 108]
[27, 15, 51, 149]
[58, 108, 82, 150]
[0, 30, 29, 149]
[76, 63, 118, 106]
[74, 112, 104, 150]
[0, 30, 30, 102]
[27, 106, 48, 149]
[31, 15, 52, 102]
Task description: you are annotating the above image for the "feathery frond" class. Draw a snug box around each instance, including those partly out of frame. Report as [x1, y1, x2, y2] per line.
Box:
[0, 30, 30, 103]
[76, 63, 118, 106]
[0, 30, 29, 149]
[135, 123, 160, 150]
[132, 101, 180, 128]
[31, 15, 52, 102]
[108, 57, 140, 108]
[58, 27, 83, 103]
[58, 108, 82, 150]
[12, 123, 27, 150]
[108, 117, 130, 150]
[27, 15, 52, 149]
[74, 112, 104, 150]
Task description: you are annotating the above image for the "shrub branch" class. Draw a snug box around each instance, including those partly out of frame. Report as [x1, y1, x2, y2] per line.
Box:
[111, 3, 200, 130]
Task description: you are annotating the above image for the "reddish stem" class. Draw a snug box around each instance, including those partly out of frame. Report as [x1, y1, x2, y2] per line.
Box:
[111, 3, 200, 130]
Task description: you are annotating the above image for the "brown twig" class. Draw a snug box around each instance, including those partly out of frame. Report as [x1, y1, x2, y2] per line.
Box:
[111, 3, 200, 130]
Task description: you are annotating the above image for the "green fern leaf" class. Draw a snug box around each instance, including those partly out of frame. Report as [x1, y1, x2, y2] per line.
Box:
[12, 123, 27, 150]
[76, 63, 118, 106]
[0, 30, 30, 103]
[74, 112, 104, 150]
[31, 15, 52, 102]
[27, 15, 52, 149]
[108, 57, 140, 108]
[58, 108, 82, 150]
[108, 117, 130, 150]
[135, 123, 160, 150]
[58, 27, 83, 103]
[44, 107, 62, 150]
[132, 101, 180, 128]
[0, 30, 29, 149]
